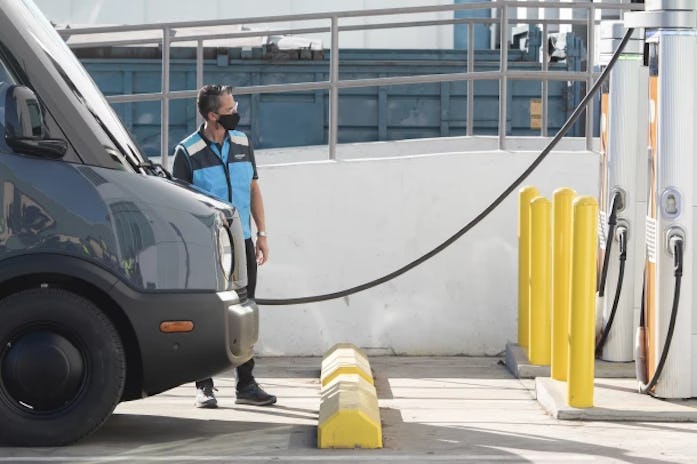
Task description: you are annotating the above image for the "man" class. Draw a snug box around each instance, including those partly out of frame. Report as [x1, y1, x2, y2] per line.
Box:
[172, 84, 276, 408]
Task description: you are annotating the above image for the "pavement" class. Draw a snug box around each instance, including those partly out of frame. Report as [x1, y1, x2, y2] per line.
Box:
[3, 356, 697, 463]
[505, 342, 697, 422]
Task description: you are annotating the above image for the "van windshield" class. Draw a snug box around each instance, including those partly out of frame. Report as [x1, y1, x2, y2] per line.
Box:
[17, 0, 145, 171]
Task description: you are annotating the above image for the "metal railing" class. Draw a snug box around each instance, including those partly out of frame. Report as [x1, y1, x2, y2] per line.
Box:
[59, 1, 643, 170]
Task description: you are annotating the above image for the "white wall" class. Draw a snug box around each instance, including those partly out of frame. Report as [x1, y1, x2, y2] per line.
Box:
[34, 0, 455, 49]
[252, 137, 599, 356]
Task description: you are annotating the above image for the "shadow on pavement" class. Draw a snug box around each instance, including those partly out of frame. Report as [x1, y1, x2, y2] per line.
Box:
[379, 407, 676, 464]
[5, 410, 672, 464]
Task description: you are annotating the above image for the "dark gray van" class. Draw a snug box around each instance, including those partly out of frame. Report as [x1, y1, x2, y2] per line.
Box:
[0, 0, 258, 446]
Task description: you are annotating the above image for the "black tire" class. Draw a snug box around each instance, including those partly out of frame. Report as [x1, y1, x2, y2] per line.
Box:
[0, 288, 125, 446]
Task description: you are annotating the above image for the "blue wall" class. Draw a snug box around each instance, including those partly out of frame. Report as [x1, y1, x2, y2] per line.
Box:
[454, 0, 492, 50]
[80, 46, 573, 157]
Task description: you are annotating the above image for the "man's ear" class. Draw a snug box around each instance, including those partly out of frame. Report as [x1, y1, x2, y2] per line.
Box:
[204, 111, 217, 122]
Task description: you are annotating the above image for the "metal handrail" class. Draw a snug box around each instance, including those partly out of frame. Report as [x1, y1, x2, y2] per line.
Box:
[60, 1, 644, 168]
[58, 1, 640, 35]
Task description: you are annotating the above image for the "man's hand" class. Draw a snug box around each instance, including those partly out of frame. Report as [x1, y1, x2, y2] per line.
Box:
[256, 236, 269, 265]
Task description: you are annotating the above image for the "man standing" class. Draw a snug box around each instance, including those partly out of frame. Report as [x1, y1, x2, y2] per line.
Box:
[172, 84, 276, 408]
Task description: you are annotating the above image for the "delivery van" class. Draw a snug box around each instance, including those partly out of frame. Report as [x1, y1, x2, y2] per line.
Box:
[0, 0, 258, 446]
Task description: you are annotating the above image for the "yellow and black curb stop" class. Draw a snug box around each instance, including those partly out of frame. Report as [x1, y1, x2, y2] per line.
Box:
[317, 343, 383, 449]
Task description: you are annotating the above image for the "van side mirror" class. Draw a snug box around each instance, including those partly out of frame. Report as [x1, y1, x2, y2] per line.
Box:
[4, 85, 67, 159]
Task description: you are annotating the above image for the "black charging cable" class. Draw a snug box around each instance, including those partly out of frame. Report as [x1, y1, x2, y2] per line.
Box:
[639, 236, 683, 394]
[597, 192, 622, 298]
[595, 224, 627, 356]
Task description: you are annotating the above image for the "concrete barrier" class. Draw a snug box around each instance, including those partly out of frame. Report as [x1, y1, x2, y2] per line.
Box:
[317, 343, 382, 449]
[320, 343, 373, 387]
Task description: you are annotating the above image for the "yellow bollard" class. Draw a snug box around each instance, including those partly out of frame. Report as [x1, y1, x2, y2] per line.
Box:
[568, 196, 598, 408]
[529, 196, 551, 366]
[518, 186, 540, 351]
[551, 188, 576, 380]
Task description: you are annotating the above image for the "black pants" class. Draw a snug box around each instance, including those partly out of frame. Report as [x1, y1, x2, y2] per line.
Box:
[197, 238, 257, 391]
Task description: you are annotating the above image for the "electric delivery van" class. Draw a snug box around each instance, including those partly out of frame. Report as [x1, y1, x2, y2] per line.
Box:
[0, 0, 258, 446]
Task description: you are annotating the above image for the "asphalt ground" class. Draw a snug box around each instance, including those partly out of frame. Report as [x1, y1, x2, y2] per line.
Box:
[3, 356, 697, 463]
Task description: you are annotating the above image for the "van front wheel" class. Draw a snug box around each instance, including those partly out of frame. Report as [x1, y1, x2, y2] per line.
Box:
[0, 288, 125, 446]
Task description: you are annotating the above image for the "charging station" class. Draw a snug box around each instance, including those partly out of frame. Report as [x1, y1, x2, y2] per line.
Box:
[595, 21, 647, 362]
[626, 0, 697, 398]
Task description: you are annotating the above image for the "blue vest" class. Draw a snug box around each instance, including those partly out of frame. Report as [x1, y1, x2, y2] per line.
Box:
[173, 129, 257, 239]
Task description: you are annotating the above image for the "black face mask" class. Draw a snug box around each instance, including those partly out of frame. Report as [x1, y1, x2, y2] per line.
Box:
[216, 113, 240, 131]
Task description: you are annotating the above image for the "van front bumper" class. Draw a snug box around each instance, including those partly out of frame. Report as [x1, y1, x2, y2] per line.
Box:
[110, 283, 259, 397]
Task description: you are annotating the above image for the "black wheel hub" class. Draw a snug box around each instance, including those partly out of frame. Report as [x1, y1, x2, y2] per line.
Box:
[2, 330, 84, 412]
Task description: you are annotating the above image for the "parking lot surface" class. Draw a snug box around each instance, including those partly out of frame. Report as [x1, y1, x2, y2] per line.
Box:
[3, 356, 697, 463]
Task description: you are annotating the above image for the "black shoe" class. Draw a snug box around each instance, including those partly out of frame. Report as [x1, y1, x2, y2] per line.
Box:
[195, 386, 218, 408]
[235, 382, 277, 406]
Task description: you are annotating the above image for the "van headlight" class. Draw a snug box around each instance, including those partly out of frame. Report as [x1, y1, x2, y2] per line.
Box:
[217, 225, 233, 280]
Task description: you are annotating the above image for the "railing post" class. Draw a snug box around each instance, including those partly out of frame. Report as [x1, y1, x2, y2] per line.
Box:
[466, 21, 474, 137]
[329, 15, 339, 160]
[196, 39, 204, 127]
[161, 26, 171, 169]
[498, 3, 508, 151]
[542, 22, 548, 138]
[586, 3, 596, 151]
[566, 34, 585, 138]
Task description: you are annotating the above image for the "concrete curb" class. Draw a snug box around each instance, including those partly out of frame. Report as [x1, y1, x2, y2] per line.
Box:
[505, 342, 635, 379]
[321, 342, 373, 387]
[317, 343, 383, 449]
[536, 377, 697, 422]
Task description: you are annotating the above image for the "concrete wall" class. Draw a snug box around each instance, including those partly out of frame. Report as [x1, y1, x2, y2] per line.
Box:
[252, 136, 599, 356]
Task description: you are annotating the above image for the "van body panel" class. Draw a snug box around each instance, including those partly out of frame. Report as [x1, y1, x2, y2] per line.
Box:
[0, 153, 233, 291]
[109, 281, 257, 396]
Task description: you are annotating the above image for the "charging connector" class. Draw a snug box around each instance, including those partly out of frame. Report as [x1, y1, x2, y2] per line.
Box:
[596, 223, 629, 355]
[667, 228, 685, 273]
[598, 191, 624, 298]
[639, 229, 684, 394]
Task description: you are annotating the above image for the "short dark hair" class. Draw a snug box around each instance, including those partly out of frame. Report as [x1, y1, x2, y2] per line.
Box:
[197, 84, 234, 118]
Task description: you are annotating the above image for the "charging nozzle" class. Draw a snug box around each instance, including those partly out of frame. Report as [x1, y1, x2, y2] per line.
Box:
[639, 228, 685, 394]
[666, 227, 685, 276]
[598, 190, 625, 298]
[616, 222, 628, 259]
[595, 222, 630, 357]
[610, 188, 626, 217]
